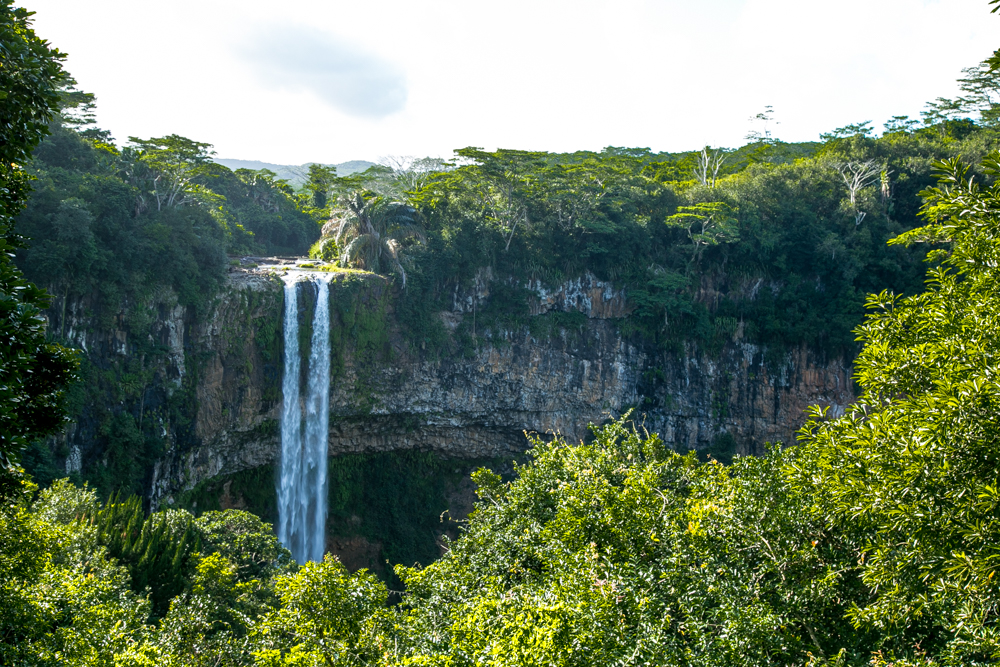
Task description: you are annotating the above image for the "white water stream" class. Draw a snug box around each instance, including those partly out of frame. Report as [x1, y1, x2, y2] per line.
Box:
[277, 273, 331, 563]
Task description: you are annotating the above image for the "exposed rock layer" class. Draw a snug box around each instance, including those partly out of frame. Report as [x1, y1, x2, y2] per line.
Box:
[45, 268, 854, 507]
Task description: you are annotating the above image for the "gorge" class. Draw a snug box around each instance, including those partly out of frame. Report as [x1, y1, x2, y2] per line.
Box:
[9, 2, 1000, 655]
[34, 260, 856, 569]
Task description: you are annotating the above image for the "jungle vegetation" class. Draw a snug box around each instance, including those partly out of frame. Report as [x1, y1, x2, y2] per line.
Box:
[8, 0, 1000, 665]
[25, 73, 998, 360]
[9, 146, 1000, 666]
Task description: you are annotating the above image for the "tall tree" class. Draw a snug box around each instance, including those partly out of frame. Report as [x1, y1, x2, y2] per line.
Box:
[794, 152, 1000, 662]
[835, 159, 884, 225]
[694, 146, 729, 188]
[665, 201, 739, 268]
[0, 1, 78, 475]
[305, 163, 337, 209]
[923, 59, 1000, 127]
[126, 134, 217, 211]
[454, 147, 546, 251]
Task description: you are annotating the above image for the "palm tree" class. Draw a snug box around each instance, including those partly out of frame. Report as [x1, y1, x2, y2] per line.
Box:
[329, 192, 424, 287]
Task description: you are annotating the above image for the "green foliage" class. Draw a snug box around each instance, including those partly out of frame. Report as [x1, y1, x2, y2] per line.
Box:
[88, 411, 163, 497]
[125, 134, 220, 212]
[156, 551, 277, 667]
[326, 191, 424, 287]
[791, 151, 1000, 663]
[0, 476, 50, 665]
[17, 125, 229, 314]
[325, 450, 509, 583]
[1, 477, 156, 666]
[195, 510, 293, 582]
[95, 494, 203, 619]
[396, 132, 960, 355]
[666, 201, 739, 268]
[307, 235, 339, 261]
[922, 56, 1000, 128]
[1, 476, 299, 666]
[304, 163, 337, 210]
[391, 418, 870, 666]
[0, 1, 79, 472]
[254, 555, 390, 667]
[196, 165, 320, 256]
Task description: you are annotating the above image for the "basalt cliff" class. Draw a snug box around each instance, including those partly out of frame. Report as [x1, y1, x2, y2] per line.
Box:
[41, 264, 854, 512]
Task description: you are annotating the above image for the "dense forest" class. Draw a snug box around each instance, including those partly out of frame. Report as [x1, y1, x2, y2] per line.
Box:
[22, 74, 1000, 361]
[17, 63, 1000, 500]
[7, 0, 1000, 665]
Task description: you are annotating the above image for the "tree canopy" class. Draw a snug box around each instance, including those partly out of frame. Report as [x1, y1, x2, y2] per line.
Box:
[8, 4, 1000, 666]
[0, 1, 78, 472]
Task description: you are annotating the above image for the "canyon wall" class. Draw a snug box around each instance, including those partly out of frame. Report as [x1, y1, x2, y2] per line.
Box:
[43, 266, 854, 508]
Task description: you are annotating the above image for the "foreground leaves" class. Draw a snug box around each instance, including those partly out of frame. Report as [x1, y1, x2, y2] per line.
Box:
[793, 151, 1000, 663]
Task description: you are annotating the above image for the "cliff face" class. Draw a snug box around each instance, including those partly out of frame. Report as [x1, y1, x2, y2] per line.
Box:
[43, 267, 854, 508]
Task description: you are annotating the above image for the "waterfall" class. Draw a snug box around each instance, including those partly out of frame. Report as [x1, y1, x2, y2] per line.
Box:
[277, 273, 331, 564]
[277, 276, 302, 560]
[303, 276, 331, 563]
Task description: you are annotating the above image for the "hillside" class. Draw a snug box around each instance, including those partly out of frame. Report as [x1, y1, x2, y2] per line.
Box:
[212, 158, 377, 187]
[8, 2, 1000, 659]
[17, 108, 998, 570]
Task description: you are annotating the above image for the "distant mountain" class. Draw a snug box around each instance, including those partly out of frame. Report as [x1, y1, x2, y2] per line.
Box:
[212, 159, 377, 187]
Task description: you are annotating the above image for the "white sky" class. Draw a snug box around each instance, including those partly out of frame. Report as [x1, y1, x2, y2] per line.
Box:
[25, 0, 999, 165]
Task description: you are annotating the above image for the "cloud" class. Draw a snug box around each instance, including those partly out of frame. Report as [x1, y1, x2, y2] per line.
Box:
[240, 25, 407, 118]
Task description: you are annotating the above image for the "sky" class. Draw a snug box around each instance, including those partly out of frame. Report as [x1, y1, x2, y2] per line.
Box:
[26, 0, 999, 165]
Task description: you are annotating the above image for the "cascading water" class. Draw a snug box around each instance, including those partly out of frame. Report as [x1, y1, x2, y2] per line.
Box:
[277, 273, 331, 564]
[277, 275, 302, 560]
[302, 275, 331, 562]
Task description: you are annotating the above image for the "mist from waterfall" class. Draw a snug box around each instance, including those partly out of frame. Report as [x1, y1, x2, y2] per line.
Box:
[277, 273, 331, 564]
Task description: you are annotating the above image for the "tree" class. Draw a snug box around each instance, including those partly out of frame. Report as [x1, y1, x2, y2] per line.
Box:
[394, 417, 869, 666]
[52, 76, 97, 131]
[922, 58, 1000, 127]
[234, 168, 290, 214]
[454, 147, 546, 251]
[694, 146, 729, 188]
[666, 201, 739, 267]
[304, 163, 337, 210]
[0, 1, 79, 474]
[253, 555, 390, 667]
[377, 155, 451, 196]
[2, 480, 156, 666]
[883, 116, 920, 135]
[126, 134, 218, 211]
[155, 552, 271, 667]
[820, 121, 875, 142]
[745, 105, 778, 144]
[21, 198, 99, 299]
[793, 152, 1000, 663]
[330, 191, 424, 287]
[834, 159, 884, 224]
[744, 106, 786, 164]
[195, 510, 292, 582]
[94, 496, 203, 618]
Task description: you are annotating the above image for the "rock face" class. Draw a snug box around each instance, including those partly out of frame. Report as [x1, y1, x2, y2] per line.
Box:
[43, 268, 854, 507]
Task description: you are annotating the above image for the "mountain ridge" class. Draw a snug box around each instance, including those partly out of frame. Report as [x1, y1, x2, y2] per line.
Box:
[212, 158, 377, 186]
